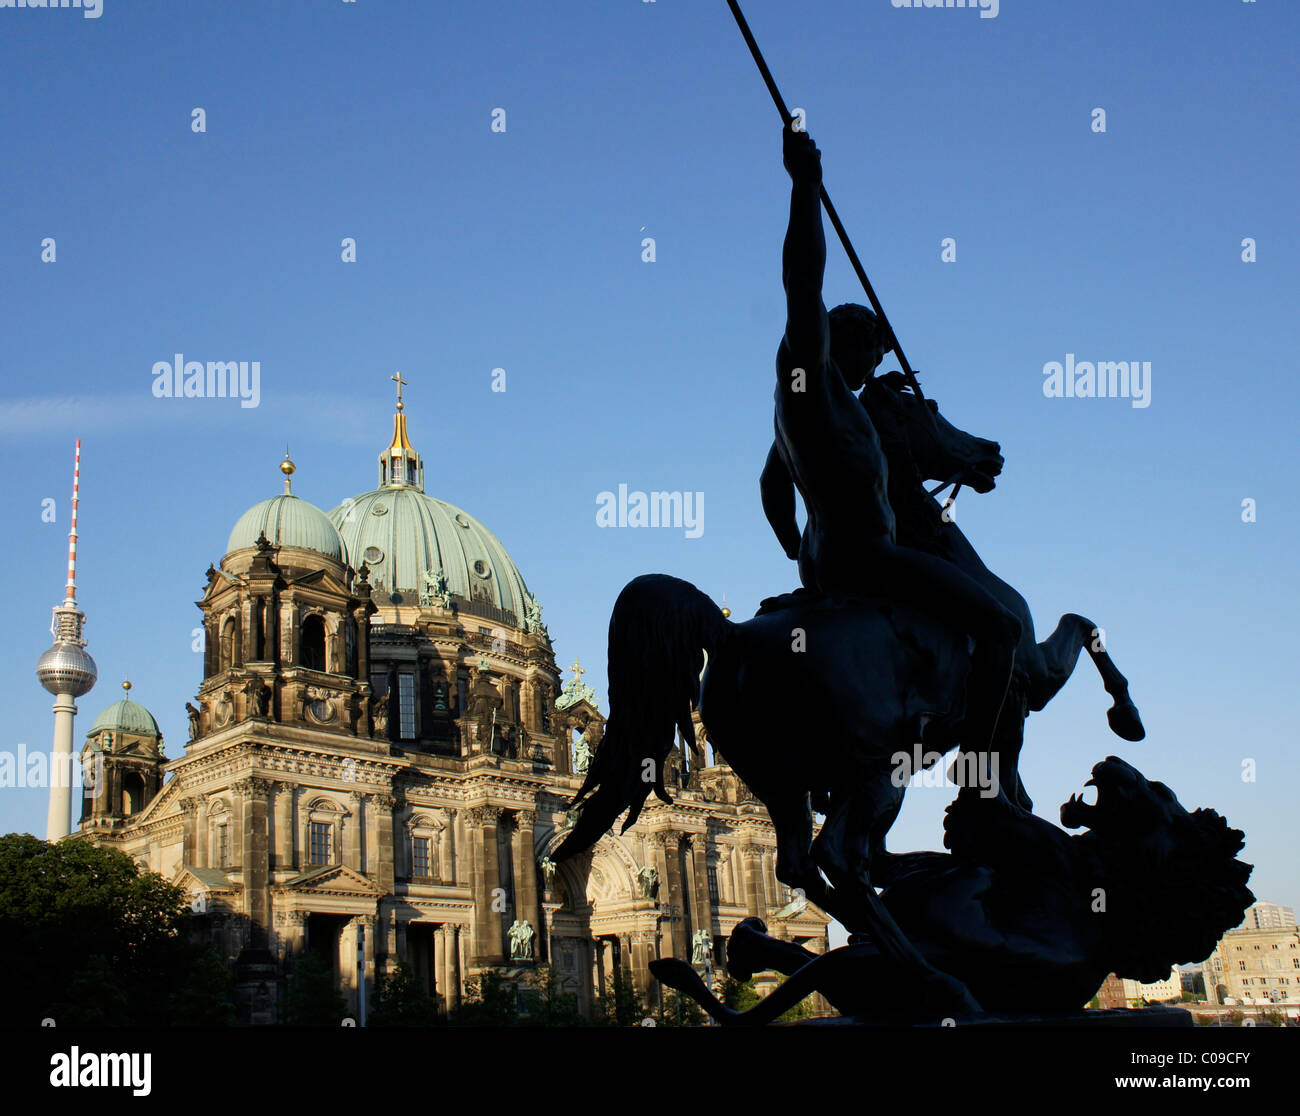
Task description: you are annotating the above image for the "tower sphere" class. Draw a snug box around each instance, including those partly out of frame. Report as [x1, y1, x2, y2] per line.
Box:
[36, 642, 98, 697]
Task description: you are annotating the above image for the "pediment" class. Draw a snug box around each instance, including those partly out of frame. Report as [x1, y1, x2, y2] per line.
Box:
[279, 863, 381, 896]
[173, 865, 237, 894]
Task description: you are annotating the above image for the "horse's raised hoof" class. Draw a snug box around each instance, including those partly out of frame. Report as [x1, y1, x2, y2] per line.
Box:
[725, 917, 770, 982]
[1107, 699, 1146, 742]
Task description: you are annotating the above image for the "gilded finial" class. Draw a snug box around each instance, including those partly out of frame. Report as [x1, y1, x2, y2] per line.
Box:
[122, 679, 132, 693]
[721, 594, 731, 619]
[392, 371, 407, 412]
[281, 449, 296, 494]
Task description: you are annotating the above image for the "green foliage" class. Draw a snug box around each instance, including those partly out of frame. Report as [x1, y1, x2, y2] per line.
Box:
[522, 965, 588, 1026]
[0, 833, 236, 1026]
[368, 962, 443, 1027]
[721, 975, 761, 1011]
[1262, 1011, 1284, 1028]
[285, 951, 348, 1026]
[598, 964, 645, 1027]
[452, 969, 520, 1027]
[654, 987, 708, 1027]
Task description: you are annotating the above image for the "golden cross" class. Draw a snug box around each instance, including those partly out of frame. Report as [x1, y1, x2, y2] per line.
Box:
[569, 659, 586, 683]
[391, 371, 407, 409]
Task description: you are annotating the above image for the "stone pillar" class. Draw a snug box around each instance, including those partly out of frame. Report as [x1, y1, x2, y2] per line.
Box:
[374, 794, 395, 892]
[742, 844, 765, 918]
[235, 777, 271, 947]
[511, 809, 538, 947]
[193, 796, 209, 869]
[438, 809, 456, 882]
[249, 595, 263, 661]
[280, 602, 297, 666]
[232, 602, 244, 668]
[273, 782, 293, 870]
[763, 847, 780, 909]
[346, 792, 364, 872]
[689, 834, 712, 944]
[179, 795, 200, 867]
[629, 931, 655, 999]
[434, 924, 449, 1006]
[658, 833, 688, 960]
[468, 806, 504, 964]
[283, 909, 306, 961]
[355, 607, 371, 683]
[448, 925, 463, 1011]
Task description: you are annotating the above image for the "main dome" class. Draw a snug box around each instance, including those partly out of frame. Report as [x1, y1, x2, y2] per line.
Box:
[328, 487, 531, 619]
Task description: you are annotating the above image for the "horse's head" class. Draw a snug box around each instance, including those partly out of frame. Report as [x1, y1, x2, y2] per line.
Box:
[860, 371, 1004, 495]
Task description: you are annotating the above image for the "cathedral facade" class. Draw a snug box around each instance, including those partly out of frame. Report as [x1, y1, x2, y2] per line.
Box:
[72, 393, 829, 1023]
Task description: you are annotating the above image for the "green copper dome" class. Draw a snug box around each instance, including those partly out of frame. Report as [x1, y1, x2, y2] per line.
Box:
[88, 695, 161, 740]
[329, 487, 532, 619]
[227, 493, 345, 562]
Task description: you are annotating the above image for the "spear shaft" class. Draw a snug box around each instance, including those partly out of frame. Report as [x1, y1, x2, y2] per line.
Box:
[725, 0, 927, 404]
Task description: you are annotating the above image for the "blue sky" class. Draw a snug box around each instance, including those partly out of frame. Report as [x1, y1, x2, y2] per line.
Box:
[1, 1, 1296, 917]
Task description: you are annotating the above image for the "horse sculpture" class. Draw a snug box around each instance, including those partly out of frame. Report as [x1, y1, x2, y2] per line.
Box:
[555, 378, 1150, 1015]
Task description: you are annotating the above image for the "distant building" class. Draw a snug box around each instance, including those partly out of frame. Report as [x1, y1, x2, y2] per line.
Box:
[1200, 903, 1300, 1011]
[1094, 968, 1182, 1009]
[59, 390, 828, 1023]
[1239, 901, 1297, 931]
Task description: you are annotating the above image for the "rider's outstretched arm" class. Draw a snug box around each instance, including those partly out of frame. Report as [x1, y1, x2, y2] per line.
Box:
[781, 126, 830, 380]
[760, 442, 802, 560]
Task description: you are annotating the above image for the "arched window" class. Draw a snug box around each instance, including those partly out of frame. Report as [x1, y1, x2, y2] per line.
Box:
[220, 616, 236, 671]
[300, 614, 326, 672]
[121, 771, 145, 815]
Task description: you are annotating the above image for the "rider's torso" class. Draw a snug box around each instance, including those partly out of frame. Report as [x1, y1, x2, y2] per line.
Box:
[775, 352, 896, 592]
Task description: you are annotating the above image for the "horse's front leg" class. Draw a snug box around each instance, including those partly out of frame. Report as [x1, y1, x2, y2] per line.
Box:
[812, 781, 982, 1019]
[1030, 613, 1145, 741]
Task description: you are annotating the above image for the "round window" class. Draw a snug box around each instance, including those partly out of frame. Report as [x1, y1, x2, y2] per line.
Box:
[472, 559, 491, 579]
[371, 504, 389, 517]
[363, 545, 384, 564]
[455, 513, 471, 528]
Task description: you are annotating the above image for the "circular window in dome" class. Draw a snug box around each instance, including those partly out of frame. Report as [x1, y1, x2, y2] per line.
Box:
[472, 559, 492, 579]
[363, 545, 384, 564]
[371, 504, 389, 517]
[454, 513, 471, 528]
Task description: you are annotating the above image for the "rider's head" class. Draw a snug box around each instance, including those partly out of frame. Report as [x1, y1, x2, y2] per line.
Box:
[829, 303, 891, 391]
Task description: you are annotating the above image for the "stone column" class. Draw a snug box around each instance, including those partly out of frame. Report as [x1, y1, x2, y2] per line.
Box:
[280, 602, 297, 666]
[434, 925, 449, 1006]
[468, 806, 504, 964]
[283, 909, 306, 961]
[354, 607, 371, 682]
[511, 809, 538, 947]
[273, 782, 294, 870]
[193, 796, 209, 869]
[374, 793, 395, 892]
[689, 834, 712, 944]
[657, 832, 688, 960]
[235, 777, 271, 947]
[448, 925, 463, 1011]
[763, 847, 780, 909]
[346, 792, 364, 872]
[179, 795, 200, 867]
[439, 809, 456, 882]
[742, 844, 765, 917]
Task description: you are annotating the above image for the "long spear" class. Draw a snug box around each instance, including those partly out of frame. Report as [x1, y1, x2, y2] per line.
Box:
[725, 0, 928, 406]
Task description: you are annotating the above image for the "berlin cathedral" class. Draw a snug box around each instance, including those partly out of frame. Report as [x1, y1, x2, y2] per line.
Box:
[67, 388, 829, 1023]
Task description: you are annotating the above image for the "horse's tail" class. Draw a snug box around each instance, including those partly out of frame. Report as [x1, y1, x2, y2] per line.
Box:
[554, 574, 730, 862]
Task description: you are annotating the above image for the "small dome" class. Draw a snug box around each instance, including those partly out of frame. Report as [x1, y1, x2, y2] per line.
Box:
[88, 696, 160, 739]
[226, 494, 345, 562]
[329, 488, 531, 618]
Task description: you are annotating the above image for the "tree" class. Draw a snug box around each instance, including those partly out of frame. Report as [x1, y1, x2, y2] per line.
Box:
[285, 951, 348, 1025]
[0, 833, 236, 1026]
[452, 969, 520, 1027]
[654, 987, 707, 1027]
[597, 964, 645, 1026]
[368, 962, 443, 1026]
[721, 975, 761, 1012]
[523, 965, 588, 1026]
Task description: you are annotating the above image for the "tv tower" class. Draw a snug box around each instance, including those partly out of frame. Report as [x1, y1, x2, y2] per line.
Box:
[35, 440, 97, 840]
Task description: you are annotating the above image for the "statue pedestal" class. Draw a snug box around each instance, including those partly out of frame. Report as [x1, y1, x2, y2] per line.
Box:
[799, 1005, 1194, 1028]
